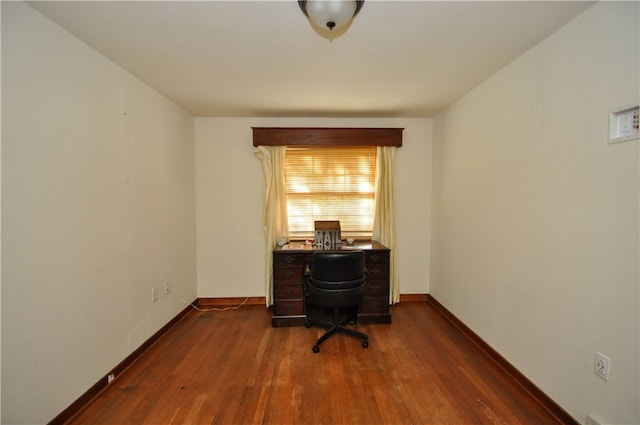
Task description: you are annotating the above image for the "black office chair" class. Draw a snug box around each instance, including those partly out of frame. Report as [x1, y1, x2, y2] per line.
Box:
[305, 251, 369, 353]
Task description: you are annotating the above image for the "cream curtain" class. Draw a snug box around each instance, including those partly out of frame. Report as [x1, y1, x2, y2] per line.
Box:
[255, 146, 289, 306]
[372, 146, 399, 304]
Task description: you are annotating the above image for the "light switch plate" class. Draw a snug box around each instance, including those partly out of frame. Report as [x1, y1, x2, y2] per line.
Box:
[609, 103, 639, 143]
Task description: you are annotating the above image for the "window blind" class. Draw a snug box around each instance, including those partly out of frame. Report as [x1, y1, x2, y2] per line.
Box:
[284, 146, 377, 239]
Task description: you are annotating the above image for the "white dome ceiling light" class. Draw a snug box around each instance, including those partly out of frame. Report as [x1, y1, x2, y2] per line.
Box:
[298, 0, 364, 32]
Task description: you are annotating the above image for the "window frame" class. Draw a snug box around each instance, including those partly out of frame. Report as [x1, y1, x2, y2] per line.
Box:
[252, 127, 403, 240]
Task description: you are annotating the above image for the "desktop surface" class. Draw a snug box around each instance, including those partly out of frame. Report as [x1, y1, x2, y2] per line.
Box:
[276, 240, 386, 252]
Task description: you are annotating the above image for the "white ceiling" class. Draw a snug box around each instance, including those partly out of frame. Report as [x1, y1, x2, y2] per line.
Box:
[28, 1, 594, 118]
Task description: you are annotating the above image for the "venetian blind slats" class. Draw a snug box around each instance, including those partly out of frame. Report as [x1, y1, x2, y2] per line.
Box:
[284, 146, 377, 239]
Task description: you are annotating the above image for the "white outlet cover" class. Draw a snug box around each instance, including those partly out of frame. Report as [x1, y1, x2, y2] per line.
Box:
[609, 103, 639, 144]
[594, 351, 610, 381]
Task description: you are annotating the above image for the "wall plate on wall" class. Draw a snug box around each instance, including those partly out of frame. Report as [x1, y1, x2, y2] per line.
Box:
[609, 103, 639, 144]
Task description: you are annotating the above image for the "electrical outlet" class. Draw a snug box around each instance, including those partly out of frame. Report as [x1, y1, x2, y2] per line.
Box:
[163, 280, 170, 295]
[594, 352, 610, 381]
[152, 287, 159, 303]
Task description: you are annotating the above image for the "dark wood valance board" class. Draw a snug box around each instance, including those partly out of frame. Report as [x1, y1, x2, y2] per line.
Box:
[252, 127, 403, 147]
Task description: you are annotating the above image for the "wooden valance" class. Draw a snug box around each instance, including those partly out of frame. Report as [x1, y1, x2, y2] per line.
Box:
[252, 127, 403, 147]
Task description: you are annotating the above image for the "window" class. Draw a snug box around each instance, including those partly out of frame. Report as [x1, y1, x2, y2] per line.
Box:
[284, 146, 377, 240]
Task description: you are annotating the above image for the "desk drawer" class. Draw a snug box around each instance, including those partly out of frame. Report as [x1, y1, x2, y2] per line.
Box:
[274, 266, 304, 282]
[274, 282, 304, 298]
[365, 281, 389, 297]
[365, 251, 389, 265]
[360, 297, 389, 314]
[366, 264, 389, 281]
[274, 299, 304, 316]
[273, 253, 307, 266]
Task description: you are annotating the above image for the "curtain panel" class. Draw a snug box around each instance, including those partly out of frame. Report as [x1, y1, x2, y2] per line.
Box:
[255, 146, 289, 306]
[372, 146, 399, 304]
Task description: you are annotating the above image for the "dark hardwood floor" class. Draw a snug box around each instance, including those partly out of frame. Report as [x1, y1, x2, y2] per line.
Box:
[65, 301, 568, 425]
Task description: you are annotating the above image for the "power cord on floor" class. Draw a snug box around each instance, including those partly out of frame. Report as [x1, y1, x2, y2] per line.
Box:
[183, 297, 251, 312]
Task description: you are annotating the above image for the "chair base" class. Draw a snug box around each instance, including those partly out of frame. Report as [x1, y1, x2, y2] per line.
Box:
[306, 309, 368, 353]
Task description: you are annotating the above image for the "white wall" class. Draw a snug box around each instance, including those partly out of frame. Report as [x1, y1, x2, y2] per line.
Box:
[8, 1, 633, 424]
[1, 3, 197, 424]
[195, 118, 432, 299]
[432, 2, 639, 424]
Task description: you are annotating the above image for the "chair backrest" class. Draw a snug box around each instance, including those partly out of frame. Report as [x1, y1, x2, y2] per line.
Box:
[310, 251, 365, 283]
[307, 251, 366, 308]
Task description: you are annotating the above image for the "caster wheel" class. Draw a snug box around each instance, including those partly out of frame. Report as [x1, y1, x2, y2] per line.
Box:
[362, 340, 369, 348]
[305, 320, 312, 328]
[312, 345, 320, 353]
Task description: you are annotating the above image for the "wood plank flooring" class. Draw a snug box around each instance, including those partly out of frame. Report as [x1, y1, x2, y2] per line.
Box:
[65, 302, 568, 425]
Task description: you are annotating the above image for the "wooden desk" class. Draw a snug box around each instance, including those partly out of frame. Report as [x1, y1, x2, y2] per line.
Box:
[272, 241, 391, 327]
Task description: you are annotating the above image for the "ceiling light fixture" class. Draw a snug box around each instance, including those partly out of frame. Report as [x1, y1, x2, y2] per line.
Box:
[298, 0, 364, 32]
